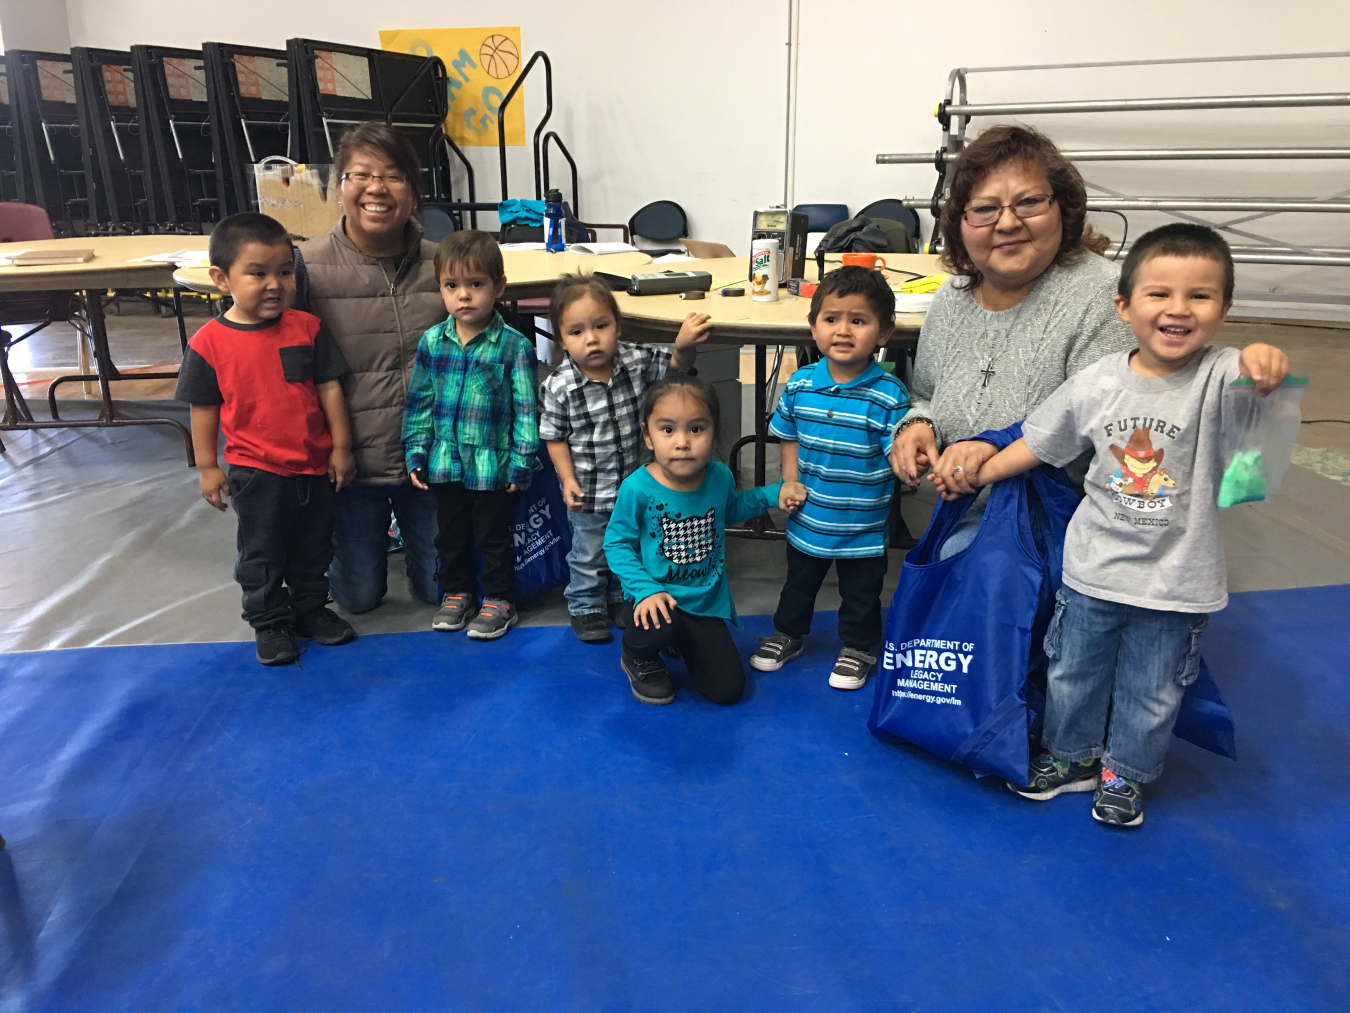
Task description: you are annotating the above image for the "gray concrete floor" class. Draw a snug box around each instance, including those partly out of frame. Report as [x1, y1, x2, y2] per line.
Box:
[1, 308, 1346, 653]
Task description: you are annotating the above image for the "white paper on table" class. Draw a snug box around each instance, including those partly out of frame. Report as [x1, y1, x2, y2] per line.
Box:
[497, 242, 548, 251]
[127, 249, 209, 265]
[892, 292, 934, 313]
[568, 242, 640, 255]
[0, 249, 31, 265]
[650, 252, 694, 264]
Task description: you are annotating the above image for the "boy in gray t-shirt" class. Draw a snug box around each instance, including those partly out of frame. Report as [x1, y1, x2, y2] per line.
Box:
[956, 224, 1289, 829]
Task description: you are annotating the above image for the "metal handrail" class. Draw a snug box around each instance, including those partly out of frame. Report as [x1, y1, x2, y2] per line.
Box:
[941, 92, 1350, 120]
[879, 147, 1350, 165]
[541, 130, 578, 218]
[434, 130, 477, 228]
[496, 51, 552, 200]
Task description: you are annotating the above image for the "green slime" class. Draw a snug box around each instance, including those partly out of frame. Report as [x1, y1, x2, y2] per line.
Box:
[1218, 448, 1266, 507]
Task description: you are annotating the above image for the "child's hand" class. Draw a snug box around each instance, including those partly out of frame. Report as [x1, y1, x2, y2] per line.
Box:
[409, 467, 429, 490]
[328, 447, 356, 490]
[633, 591, 677, 630]
[1238, 342, 1290, 395]
[506, 483, 521, 493]
[779, 481, 808, 513]
[198, 465, 230, 511]
[562, 476, 585, 512]
[674, 312, 713, 351]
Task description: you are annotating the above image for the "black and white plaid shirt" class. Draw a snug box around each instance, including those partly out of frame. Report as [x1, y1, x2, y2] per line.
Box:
[538, 342, 670, 514]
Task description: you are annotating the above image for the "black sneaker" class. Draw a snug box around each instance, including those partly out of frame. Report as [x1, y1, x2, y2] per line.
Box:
[750, 632, 804, 672]
[828, 647, 876, 690]
[1093, 768, 1145, 827]
[293, 606, 356, 646]
[571, 611, 613, 644]
[1008, 753, 1100, 800]
[620, 650, 675, 705]
[255, 624, 298, 666]
[608, 599, 633, 629]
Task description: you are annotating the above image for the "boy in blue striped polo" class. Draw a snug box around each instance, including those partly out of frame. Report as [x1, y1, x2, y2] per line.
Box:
[751, 267, 910, 689]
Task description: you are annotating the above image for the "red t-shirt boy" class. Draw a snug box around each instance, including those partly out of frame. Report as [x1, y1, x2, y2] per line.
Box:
[175, 213, 356, 665]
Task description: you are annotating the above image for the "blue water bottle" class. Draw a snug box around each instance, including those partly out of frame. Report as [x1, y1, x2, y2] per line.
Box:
[544, 188, 566, 252]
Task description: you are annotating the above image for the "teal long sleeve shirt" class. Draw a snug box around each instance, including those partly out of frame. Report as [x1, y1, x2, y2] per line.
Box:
[603, 461, 781, 627]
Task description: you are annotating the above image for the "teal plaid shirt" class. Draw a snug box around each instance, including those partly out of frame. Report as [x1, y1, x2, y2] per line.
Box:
[402, 312, 539, 490]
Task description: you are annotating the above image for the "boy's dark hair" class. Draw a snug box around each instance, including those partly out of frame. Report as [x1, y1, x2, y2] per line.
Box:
[434, 229, 505, 282]
[808, 265, 896, 330]
[1118, 223, 1235, 303]
[641, 372, 720, 440]
[335, 121, 423, 209]
[208, 212, 292, 271]
[549, 273, 622, 336]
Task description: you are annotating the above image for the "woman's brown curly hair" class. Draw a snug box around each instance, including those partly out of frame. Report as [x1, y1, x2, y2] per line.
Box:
[939, 124, 1110, 288]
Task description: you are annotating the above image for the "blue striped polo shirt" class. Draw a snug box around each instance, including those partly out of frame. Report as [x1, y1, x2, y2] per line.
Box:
[768, 358, 910, 558]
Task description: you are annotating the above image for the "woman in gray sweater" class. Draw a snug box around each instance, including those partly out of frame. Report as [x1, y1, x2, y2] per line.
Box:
[889, 125, 1135, 553]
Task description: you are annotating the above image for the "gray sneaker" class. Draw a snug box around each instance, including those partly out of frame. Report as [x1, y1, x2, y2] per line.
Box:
[432, 592, 475, 631]
[466, 598, 519, 640]
[750, 632, 805, 672]
[829, 647, 876, 690]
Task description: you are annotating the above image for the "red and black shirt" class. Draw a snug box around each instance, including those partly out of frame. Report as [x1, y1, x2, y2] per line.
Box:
[175, 309, 349, 476]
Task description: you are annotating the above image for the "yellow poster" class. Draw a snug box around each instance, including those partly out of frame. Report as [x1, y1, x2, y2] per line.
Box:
[379, 27, 524, 147]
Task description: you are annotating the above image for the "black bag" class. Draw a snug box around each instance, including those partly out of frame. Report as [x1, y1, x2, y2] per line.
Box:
[818, 215, 919, 255]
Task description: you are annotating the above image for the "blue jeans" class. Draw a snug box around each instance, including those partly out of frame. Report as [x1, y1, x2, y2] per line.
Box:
[1042, 585, 1209, 783]
[564, 511, 623, 616]
[329, 481, 440, 613]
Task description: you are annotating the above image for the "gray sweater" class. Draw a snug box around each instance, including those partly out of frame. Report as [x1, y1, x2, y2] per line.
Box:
[898, 253, 1136, 448]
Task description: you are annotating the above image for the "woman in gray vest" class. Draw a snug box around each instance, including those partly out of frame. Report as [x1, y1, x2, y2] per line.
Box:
[294, 122, 447, 612]
[889, 125, 1135, 555]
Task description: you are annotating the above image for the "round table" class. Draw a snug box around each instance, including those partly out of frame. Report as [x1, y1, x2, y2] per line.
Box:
[616, 253, 942, 528]
[614, 253, 939, 343]
[172, 248, 655, 297]
[0, 235, 211, 464]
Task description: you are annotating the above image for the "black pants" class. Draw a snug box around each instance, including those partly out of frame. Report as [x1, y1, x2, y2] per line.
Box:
[227, 465, 336, 630]
[623, 609, 744, 706]
[772, 543, 888, 651]
[432, 481, 515, 601]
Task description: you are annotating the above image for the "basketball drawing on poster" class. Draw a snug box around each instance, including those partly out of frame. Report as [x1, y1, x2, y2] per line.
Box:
[379, 27, 525, 147]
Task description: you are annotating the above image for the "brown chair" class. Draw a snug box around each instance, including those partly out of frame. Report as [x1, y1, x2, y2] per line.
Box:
[0, 203, 74, 449]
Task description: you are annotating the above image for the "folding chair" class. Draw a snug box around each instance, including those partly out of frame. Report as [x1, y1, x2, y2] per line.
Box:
[132, 45, 219, 231]
[72, 47, 147, 231]
[8, 50, 89, 233]
[204, 43, 293, 218]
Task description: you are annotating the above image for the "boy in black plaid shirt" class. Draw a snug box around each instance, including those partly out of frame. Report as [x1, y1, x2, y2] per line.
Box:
[539, 274, 712, 643]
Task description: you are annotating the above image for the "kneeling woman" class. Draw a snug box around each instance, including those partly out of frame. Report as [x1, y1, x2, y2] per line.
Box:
[603, 375, 807, 706]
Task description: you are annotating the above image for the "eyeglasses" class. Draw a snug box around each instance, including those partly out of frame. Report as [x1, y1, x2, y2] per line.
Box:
[341, 171, 410, 189]
[962, 194, 1056, 227]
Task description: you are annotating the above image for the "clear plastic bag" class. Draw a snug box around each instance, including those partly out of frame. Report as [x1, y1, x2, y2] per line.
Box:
[1217, 376, 1307, 508]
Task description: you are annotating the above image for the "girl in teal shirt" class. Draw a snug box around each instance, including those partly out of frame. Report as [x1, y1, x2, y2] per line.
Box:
[603, 374, 807, 706]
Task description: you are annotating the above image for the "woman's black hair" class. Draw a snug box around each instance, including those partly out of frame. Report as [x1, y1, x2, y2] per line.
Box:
[334, 121, 424, 210]
[641, 372, 720, 440]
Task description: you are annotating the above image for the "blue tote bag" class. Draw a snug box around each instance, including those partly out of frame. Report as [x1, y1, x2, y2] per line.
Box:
[472, 452, 572, 601]
[868, 472, 1049, 784]
[869, 425, 1236, 784]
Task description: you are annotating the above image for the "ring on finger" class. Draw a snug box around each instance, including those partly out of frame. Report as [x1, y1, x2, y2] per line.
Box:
[952, 465, 964, 473]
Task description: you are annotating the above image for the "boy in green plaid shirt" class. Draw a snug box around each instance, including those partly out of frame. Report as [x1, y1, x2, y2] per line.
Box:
[403, 231, 539, 640]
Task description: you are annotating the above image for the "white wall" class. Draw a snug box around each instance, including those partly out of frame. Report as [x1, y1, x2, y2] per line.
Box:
[793, 0, 1350, 307]
[0, 0, 71, 52]
[54, 0, 1350, 305]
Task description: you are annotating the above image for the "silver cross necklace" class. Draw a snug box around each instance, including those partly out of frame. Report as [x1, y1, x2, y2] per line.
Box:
[976, 285, 1030, 389]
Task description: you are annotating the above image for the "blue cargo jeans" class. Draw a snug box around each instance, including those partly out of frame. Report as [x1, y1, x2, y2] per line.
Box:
[564, 511, 624, 616]
[1042, 585, 1209, 783]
